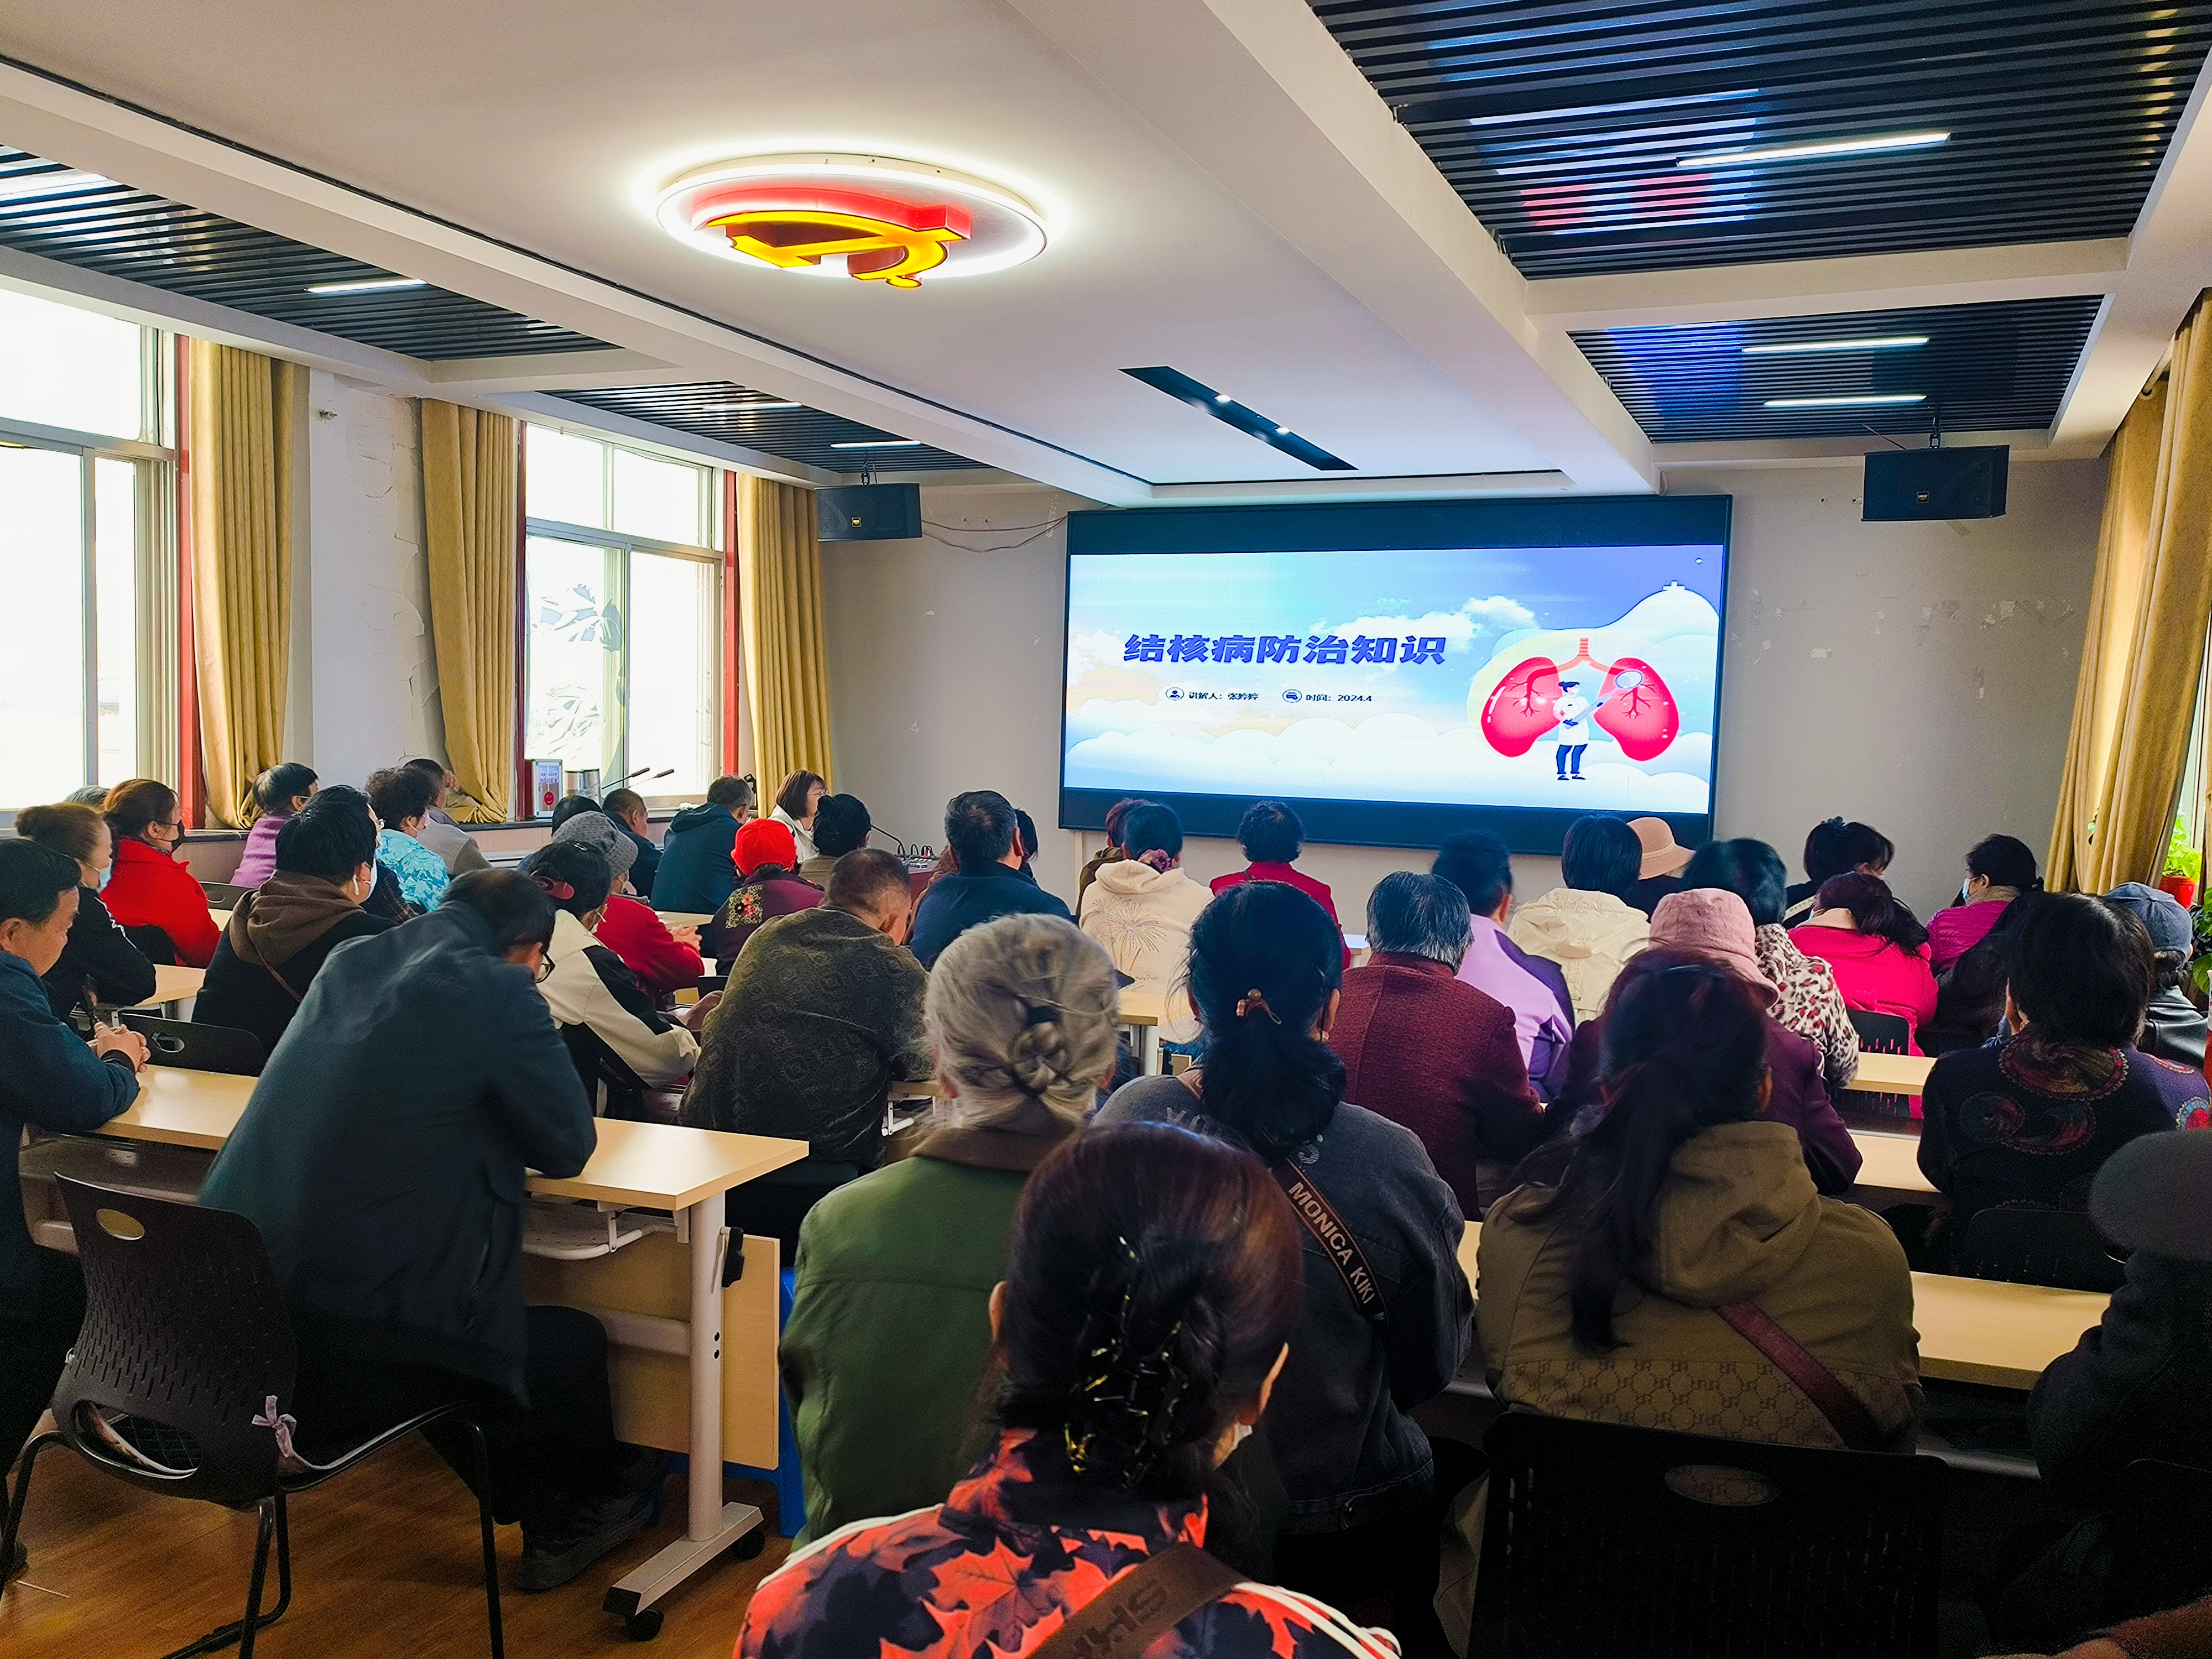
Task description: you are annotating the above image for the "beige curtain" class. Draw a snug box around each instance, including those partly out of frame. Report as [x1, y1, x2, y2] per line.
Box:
[421, 401, 518, 822]
[189, 341, 298, 828]
[737, 476, 834, 797]
[2048, 294, 2212, 890]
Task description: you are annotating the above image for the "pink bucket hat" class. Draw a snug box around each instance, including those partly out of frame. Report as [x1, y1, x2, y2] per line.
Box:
[1648, 888, 1777, 1006]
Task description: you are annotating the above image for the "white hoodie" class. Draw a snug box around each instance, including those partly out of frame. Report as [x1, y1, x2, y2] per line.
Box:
[1078, 860, 1211, 1044]
[1506, 886, 1650, 1022]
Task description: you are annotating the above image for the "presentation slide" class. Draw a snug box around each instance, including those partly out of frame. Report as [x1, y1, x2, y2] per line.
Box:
[1060, 498, 1730, 853]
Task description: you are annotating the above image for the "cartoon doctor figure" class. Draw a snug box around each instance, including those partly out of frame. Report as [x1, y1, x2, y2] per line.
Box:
[1550, 679, 1614, 782]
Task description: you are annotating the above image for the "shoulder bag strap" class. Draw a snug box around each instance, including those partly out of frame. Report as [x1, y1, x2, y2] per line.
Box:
[1714, 1301, 1886, 1452]
[1029, 1542, 1242, 1659]
[1176, 1070, 1388, 1326]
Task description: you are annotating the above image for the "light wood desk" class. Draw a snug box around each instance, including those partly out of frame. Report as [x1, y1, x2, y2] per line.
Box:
[656, 910, 715, 929]
[126, 963, 204, 1014]
[1850, 1128, 1935, 1196]
[1119, 987, 1165, 1074]
[53, 1066, 807, 1624]
[1840, 1052, 1933, 1099]
[210, 907, 232, 932]
[1456, 1221, 2103, 1392]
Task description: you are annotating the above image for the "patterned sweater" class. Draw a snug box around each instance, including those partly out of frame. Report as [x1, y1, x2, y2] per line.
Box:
[1755, 924, 1860, 1092]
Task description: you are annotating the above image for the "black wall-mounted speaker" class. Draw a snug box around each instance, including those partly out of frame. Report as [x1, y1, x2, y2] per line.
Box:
[1863, 445, 2010, 521]
[817, 483, 923, 542]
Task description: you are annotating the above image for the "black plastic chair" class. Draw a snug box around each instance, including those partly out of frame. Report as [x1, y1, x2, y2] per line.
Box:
[1959, 1206, 2128, 1292]
[120, 1013, 267, 1076]
[1848, 1009, 1915, 1053]
[2, 1178, 504, 1659]
[1470, 1412, 1946, 1659]
[201, 882, 249, 908]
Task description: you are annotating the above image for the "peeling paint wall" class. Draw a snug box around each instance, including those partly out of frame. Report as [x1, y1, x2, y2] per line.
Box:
[1671, 460, 2103, 918]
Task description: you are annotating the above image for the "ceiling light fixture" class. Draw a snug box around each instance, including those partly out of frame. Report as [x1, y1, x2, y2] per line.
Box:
[1123, 366, 1353, 471]
[831, 439, 924, 448]
[1679, 132, 1948, 169]
[1764, 394, 1927, 408]
[1744, 335, 1929, 355]
[305, 276, 427, 295]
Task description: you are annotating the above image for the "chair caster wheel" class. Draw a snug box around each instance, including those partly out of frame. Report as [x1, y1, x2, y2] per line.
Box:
[734, 1528, 767, 1561]
[626, 1608, 663, 1641]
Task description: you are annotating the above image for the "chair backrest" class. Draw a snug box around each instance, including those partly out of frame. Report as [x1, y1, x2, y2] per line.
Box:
[1848, 1009, 1914, 1054]
[201, 881, 249, 907]
[122, 923, 178, 966]
[1958, 1206, 2128, 1292]
[120, 1012, 267, 1076]
[51, 1176, 298, 1505]
[1471, 1412, 1945, 1659]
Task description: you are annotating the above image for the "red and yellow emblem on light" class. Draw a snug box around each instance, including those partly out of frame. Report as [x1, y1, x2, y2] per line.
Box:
[658, 156, 1047, 290]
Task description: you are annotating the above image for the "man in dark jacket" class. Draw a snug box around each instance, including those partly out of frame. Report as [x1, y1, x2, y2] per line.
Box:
[2104, 882, 2209, 1072]
[194, 786, 394, 1058]
[651, 775, 751, 916]
[603, 786, 661, 900]
[199, 870, 649, 1592]
[909, 790, 1070, 969]
[1, 839, 148, 1473]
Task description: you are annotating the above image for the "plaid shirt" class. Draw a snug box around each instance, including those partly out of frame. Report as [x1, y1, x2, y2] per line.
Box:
[1756, 925, 1860, 1091]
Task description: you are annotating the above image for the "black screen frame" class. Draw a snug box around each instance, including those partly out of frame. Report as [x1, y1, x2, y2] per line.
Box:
[1056, 494, 1733, 857]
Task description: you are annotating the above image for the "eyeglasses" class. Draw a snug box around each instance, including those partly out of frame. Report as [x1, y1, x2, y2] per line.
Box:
[535, 954, 554, 984]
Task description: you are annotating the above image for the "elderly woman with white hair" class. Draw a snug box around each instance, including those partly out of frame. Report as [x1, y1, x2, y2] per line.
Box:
[778, 912, 1119, 1545]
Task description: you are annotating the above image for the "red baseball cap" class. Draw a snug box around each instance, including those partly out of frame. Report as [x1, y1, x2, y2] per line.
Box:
[733, 817, 798, 877]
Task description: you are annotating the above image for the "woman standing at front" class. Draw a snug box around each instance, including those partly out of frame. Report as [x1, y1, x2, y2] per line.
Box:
[98, 779, 220, 967]
[1099, 881, 1470, 1655]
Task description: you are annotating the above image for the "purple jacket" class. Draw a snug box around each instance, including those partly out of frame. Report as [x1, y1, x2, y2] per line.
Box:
[231, 813, 288, 890]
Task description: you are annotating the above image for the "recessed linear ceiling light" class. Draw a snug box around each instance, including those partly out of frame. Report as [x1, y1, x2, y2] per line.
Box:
[1123, 366, 1353, 472]
[1764, 394, 1927, 408]
[831, 439, 924, 448]
[305, 276, 428, 295]
[1744, 335, 1929, 355]
[1679, 132, 1948, 169]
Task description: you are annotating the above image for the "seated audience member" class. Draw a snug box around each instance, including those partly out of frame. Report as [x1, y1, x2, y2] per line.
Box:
[742, 1123, 1399, 1659]
[1078, 801, 1209, 1045]
[231, 762, 318, 889]
[14, 802, 154, 1021]
[685, 849, 928, 1157]
[1210, 799, 1342, 930]
[1623, 816, 1693, 917]
[1077, 796, 1151, 901]
[1791, 872, 1940, 1051]
[545, 809, 702, 995]
[653, 774, 753, 916]
[1783, 816, 1897, 926]
[100, 778, 220, 967]
[548, 792, 599, 828]
[2104, 882, 2208, 1071]
[1930, 832, 2041, 973]
[1434, 830, 1574, 1099]
[1481, 953, 1919, 1454]
[1329, 872, 1546, 1217]
[599, 787, 660, 899]
[366, 765, 451, 913]
[703, 819, 823, 962]
[799, 792, 872, 888]
[64, 785, 109, 806]
[779, 911, 1115, 1542]
[1506, 813, 1650, 1021]
[1013, 807, 1042, 884]
[403, 757, 491, 877]
[199, 871, 651, 1590]
[910, 790, 1072, 969]
[1682, 836, 1860, 1093]
[769, 769, 828, 866]
[1560, 895, 1863, 1193]
[195, 787, 395, 1057]
[1099, 881, 1470, 1647]
[1, 840, 148, 1470]
[1919, 894, 2209, 1265]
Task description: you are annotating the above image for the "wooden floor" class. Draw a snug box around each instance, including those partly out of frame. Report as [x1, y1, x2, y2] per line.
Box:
[2, 1438, 790, 1658]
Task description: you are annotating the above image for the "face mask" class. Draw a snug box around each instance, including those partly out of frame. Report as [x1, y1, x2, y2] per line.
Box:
[97, 862, 114, 892]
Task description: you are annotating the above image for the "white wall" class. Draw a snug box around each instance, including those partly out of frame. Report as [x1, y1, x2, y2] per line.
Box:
[822, 467, 2104, 927]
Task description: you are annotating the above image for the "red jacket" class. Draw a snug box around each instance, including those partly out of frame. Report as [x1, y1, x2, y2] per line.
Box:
[1327, 952, 1545, 1218]
[596, 895, 704, 995]
[1212, 862, 1350, 967]
[1788, 926, 1939, 1052]
[102, 837, 220, 968]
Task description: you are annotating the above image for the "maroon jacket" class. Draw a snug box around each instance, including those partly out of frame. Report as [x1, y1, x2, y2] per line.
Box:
[1328, 952, 1547, 1218]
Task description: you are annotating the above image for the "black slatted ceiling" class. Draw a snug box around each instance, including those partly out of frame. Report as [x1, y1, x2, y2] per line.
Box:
[554, 383, 982, 473]
[1310, 1, 2212, 278]
[1572, 295, 2102, 441]
[0, 146, 611, 358]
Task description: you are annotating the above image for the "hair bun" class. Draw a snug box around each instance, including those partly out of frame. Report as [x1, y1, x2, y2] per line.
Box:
[1004, 1016, 1069, 1097]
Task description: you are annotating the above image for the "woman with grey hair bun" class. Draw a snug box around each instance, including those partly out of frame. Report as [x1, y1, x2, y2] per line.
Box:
[779, 914, 1118, 1545]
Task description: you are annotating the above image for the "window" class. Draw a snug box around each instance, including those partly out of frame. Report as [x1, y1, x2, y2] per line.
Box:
[524, 425, 721, 800]
[0, 289, 175, 810]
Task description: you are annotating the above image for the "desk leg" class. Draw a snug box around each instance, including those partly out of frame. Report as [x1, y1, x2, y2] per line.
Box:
[1139, 1025, 1161, 1076]
[602, 1198, 763, 1631]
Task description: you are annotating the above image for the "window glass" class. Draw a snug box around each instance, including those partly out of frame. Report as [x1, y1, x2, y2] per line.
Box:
[0, 445, 88, 804]
[95, 457, 139, 787]
[526, 425, 607, 530]
[0, 288, 144, 441]
[627, 551, 718, 797]
[612, 447, 704, 546]
[525, 536, 621, 775]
